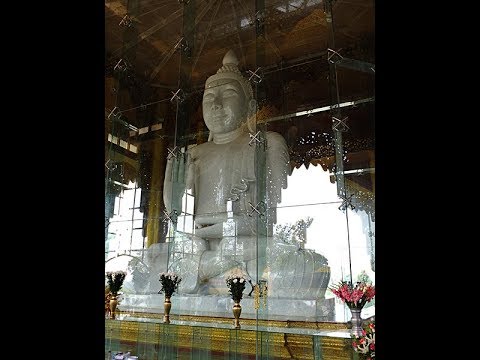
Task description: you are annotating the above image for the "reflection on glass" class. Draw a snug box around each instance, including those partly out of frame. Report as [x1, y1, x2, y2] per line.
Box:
[157, 51, 332, 309]
[104, 0, 375, 326]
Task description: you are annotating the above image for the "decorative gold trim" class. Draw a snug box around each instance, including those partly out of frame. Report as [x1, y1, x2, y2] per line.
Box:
[106, 313, 353, 360]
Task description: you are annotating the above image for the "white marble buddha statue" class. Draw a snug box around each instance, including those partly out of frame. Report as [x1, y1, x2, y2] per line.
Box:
[163, 50, 330, 298]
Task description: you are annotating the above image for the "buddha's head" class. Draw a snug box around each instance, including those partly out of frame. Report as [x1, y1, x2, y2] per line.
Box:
[203, 50, 257, 140]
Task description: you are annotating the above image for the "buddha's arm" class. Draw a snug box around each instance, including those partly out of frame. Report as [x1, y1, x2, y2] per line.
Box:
[163, 152, 191, 214]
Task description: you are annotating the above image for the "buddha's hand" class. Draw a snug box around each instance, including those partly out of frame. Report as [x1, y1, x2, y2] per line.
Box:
[163, 151, 188, 214]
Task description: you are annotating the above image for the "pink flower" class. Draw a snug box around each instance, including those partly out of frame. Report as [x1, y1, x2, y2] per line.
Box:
[329, 280, 375, 310]
[350, 320, 375, 357]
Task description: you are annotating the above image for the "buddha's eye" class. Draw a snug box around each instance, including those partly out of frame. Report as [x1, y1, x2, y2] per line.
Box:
[203, 93, 215, 102]
[222, 89, 238, 97]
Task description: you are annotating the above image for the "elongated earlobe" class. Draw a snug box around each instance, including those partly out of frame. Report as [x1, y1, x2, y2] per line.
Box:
[248, 99, 257, 115]
[246, 99, 258, 133]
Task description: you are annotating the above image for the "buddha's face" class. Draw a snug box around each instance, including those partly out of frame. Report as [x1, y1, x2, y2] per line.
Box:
[202, 78, 248, 135]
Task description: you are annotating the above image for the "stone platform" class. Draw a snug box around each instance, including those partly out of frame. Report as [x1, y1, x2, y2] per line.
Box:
[119, 294, 335, 322]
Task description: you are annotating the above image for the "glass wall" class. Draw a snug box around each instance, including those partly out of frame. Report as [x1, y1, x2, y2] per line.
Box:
[105, 0, 375, 332]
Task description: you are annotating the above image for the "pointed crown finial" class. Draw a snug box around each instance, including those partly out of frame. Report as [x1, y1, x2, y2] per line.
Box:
[222, 49, 239, 67]
[205, 49, 253, 99]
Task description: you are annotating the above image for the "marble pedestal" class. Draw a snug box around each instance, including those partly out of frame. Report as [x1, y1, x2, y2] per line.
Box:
[119, 294, 335, 322]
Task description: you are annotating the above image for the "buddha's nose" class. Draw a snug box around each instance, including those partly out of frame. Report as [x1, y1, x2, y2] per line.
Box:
[212, 98, 222, 110]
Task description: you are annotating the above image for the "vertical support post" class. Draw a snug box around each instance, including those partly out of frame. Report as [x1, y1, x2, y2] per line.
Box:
[254, 1, 268, 358]
[324, 0, 346, 199]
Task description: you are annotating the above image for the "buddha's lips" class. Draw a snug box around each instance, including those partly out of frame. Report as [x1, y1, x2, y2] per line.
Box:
[210, 115, 227, 122]
[195, 216, 225, 226]
[195, 223, 215, 229]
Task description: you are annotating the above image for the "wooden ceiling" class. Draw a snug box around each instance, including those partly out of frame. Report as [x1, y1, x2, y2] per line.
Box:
[105, 0, 374, 90]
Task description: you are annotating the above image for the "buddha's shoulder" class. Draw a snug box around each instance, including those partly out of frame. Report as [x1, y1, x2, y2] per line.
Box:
[265, 131, 287, 146]
[187, 141, 216, 157]
[265, 131, 284, 140]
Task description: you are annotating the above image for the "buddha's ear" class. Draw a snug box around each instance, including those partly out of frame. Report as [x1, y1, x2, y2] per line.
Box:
[248, 99, 257, 116]
[246, 99, 258, 133]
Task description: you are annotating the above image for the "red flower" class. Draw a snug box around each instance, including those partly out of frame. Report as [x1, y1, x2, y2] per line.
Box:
[351, 320, 375, 358]
[329, 280, 375, 310]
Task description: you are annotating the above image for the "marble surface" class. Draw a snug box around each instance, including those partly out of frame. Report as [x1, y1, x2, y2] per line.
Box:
[157, 50, 331, 299]
[119, 294, 335, 322]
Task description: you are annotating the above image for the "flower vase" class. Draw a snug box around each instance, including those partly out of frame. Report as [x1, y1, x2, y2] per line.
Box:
[233, 301, 242, 329]
[164, 296, 171, 324]
[349, 308, 363, 337]
[109, 295, 118, 320]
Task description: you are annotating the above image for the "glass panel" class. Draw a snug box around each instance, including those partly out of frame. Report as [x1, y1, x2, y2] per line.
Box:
[105, 320, 120, 358]
[106, 318, 355, 359]
[191, 326, 213, 359]
[158, 323, 180, 359]
[327, 0, 375, 326]
[106, 0, 375, 357]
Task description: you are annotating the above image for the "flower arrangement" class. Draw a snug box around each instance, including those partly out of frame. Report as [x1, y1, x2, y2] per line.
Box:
[106, 270, 127, 296]
[329, 280, 375, 310]
[158, 272, 182, 297]
[225, 269, 248, 303]
[352, 320, 375, 359]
